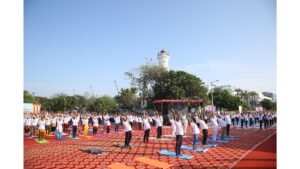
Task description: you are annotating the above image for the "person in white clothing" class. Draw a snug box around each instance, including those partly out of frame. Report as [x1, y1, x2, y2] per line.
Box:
[153, 112, 163, 139]
[224, 113, 232, 136]
[181, 112, 188, 135]
[168, 113, 176, 136]
[217, 115, 227, 140]
[92, 115, 99, 135]
[38, 116, 46, 141]
[210, 113, 218, 141]
[199, 116, 208, 145]
[30, 116, 38, 138]
[25, 116, 31, 137]
[143, 113, 151, 143]
[56, 116, 63, 140]
[114, 113, 121, 132]
[71, 113, 80, 138]
[103, 112, 111, 133]
[122, 113, 132, 148]
[174, 111, 184, 157]
[190, 118, 200, 150]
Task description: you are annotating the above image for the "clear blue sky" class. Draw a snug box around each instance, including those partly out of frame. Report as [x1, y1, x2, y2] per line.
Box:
[24, 0, 276, 98]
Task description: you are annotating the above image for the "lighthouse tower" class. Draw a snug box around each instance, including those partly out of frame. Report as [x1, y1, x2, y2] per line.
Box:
[157, 49, 170, 71]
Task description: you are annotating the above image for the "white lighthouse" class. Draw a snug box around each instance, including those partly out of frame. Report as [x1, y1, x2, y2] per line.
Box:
[157, 49, 170, 71]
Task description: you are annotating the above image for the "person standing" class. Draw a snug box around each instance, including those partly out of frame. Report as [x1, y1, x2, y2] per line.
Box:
[114, 113, 121, 132]
[174, 113, 184, 157]
[259, 113, 263, 130]
[56, 116, 63, 140]
[71, 113, 80, 138]
[199, 116, 208, 145]
[240, 113, 244, 129]
[143, 113, 151, 143]
[153, 112, 163, 139]
[122, 114, 132, 148]
[224, 112, 232, 136]
[103, 112, 111, 134]
[82, 115, 89, 136]
[210, 113, 218, 141]
[190, 118, 200, 150]
[38, 116, 46, 141]
[217, 115, 227, 140]
[168, 113, 176, 136]
[181, 112, 188, 135]
[92, 115, 99, 135]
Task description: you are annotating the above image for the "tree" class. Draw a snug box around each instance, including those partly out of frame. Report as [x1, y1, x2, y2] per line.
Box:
[115, 88, 138, 110]
[208, 88, 241, 111]
[260, 99, 273, 110]
[125, 62, 168, 108]
[90, 96, 117, 112]
[153, 70, 208, 100]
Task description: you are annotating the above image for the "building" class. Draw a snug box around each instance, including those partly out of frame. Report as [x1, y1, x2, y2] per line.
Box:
[157, 49, 170, 70]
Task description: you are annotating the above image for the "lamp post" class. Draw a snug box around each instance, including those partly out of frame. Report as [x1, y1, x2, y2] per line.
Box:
[210, 80, 219, 113]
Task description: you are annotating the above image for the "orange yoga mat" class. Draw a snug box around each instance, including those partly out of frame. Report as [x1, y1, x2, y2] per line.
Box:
[107, 163, 134, 169]
[135, 157, 173, 169]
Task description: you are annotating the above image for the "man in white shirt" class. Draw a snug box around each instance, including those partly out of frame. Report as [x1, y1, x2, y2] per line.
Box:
[217, 115, 227, 140]
[210, 113, 218, 141]
[224, 112, 232, 136]
[114, 113, 121, 132]
[122, 114, 132, 148]
[71, 114, 80, 138]
[153, 113, 163, 139]
[191, 118, 200, 149]
[175, 115, 184, 157]
[199, 118, 208, 145]
[143, 114, 151, 143]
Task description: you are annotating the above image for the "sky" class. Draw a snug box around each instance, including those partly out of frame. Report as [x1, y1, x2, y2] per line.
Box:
[24, 0, 276, 98]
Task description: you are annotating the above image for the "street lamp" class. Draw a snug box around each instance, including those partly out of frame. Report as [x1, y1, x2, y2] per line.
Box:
[210, 80, 219, 113]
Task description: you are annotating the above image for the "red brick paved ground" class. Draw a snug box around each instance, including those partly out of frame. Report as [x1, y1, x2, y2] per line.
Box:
[24, 125, 276, 169]
[233, 133, 276, 169]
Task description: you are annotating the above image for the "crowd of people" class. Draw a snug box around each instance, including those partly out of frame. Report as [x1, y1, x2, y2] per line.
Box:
[24, 109, 276, 157]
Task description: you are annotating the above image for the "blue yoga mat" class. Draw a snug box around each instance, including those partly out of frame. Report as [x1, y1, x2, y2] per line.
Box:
[158, 150, 194, 159]
[191, 142, 218, 147]
[216, 137, 235, 141]
[217, 134, 239, 138]
[207, 139, 229, 143]
[180, 145, 208, 153]
[67, 135, 80, 140]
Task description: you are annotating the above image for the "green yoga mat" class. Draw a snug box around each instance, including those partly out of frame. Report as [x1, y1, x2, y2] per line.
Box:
[34, 139, 48, 144]
[67, 135, 80, 140]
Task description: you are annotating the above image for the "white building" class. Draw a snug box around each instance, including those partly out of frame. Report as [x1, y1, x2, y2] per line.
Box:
[157, 49, 170, 70]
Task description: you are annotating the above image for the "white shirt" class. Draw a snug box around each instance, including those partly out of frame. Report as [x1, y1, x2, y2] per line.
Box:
[143, 118, 151, 130]
[182, 114, 188, 124]
[64, 117, 70, 124]
[82, 119, 89, 125]
[92, 118, 99, 127]
[128, 115, 133, 122]
[154, 117, 162, 127]
[210, 118, 218, 128]
[56, 119, 63, 132]
[25, 118, 31, 126]
[175, 121, 184, 135]
[169, 119, 176, 129]
[72, 117, 80, 126]
[114, 116, 121, 124]
[123, 120, 132, 132]
[224, 115, 232, 125]
[103, 115, 111, 126]
[199, 120, 208, 130]
[191, 122, 200, 134]
[31, 119, 38, 126]
[137, 117, 142, 123]
[38, 120, 46, 130]
[218, 118, 227, 127]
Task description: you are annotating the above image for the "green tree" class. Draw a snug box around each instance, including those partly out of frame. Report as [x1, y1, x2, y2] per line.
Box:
[208, 88, 241, 111]
[260, 99, 273, 110]
[125, 62, 168, 108]
[152, 70, 208, 105]
[91, 96, 117, 112]
[115, 88, 138, 110]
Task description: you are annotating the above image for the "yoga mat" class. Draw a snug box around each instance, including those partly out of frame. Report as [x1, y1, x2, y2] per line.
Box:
[34, 139, 48, 144]
[158, 150, 194, 159]
[207, 139, 229, 143]
[180, 145, 208, 153]
[67, 135, 80, 140]
[191, 142, 218, 147]
[107, 163, 134, 169]
[135, 157, 173, 169]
